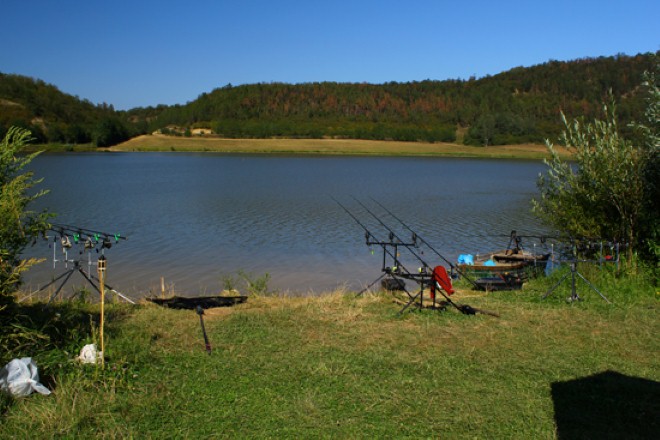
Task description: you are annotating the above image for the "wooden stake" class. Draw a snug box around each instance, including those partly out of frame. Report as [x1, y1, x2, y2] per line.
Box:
[97, 256, 107, 368]
[161, 277, 165, 299]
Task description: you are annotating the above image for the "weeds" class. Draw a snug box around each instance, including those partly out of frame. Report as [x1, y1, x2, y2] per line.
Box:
[73, 287, 91, 304]
[220, 270, 272, 295]
[236, 270, 272, 296]
[220, 273, 237, 292]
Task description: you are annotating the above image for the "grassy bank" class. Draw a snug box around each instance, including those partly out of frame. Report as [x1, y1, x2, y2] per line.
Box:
[1, 266, 657, 438]
[110, 134, 570, 160]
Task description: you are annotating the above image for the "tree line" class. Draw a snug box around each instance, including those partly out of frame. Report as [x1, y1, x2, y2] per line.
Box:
[132, 52, 655, 145]
[0, 73, 131, 147]
[1, 52, 657, 147]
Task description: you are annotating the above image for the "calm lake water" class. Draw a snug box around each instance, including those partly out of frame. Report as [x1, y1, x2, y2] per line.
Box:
[23, 152, 549, 298]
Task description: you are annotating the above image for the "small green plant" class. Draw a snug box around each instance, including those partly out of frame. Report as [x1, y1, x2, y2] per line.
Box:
[74, 287, 91, 304]
[221, 274, 237, 292]
[236, 270, 271, 296]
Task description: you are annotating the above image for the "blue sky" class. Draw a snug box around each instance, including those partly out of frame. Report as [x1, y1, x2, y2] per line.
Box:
[2, 0, 658, 110]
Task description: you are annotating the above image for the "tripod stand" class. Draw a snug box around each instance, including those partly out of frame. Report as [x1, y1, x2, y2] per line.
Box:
[35, 254, 134, 307]
[36, 258, 95, 306]
[543, 261, 610, 303]
[355, 270, 428, 313]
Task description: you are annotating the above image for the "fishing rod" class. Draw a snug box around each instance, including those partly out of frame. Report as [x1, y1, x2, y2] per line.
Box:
[50, 223, 127, 239]
[333, 196, 413, 274]
[37, 223, 135, 305]
[351, 196, 424, 266]
[45, 223, 128, 259]
[50, 223, 126, 245]
[347, 196, 440, 307]
[332, 197, 421, 301]
[369, 197, 481, 290]
[353, 198, 497, 316]
[503, 230, 557, 253]
[335, 197, 496, 316]
[484, 232, 559, 240]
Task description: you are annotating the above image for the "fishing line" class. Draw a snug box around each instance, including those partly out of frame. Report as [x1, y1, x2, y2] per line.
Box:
[335, 196, 497, 316]
[369, 197, 482, 289]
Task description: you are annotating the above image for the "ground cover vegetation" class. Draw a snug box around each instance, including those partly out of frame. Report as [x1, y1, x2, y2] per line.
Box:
[0, 273, 657, 438]
[1, 52, 657, 148]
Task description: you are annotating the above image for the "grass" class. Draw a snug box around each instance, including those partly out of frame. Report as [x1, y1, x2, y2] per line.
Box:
[0, 268, 657, 438]
[109, 134, 572, 160]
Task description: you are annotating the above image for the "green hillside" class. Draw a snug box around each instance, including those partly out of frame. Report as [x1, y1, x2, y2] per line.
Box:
[126, 51, 659, 145]
[1, 51, 657, 147]
[0, 73, 131, 146]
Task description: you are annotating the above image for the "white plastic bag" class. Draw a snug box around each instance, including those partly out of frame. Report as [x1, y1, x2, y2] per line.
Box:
[0, 357, 51, 397]
[77, 344, 103, 364]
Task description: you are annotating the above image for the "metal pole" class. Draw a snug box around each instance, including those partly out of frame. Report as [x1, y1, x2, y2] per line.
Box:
[197, 306, 212, 354]
[570, 263, 578, 301]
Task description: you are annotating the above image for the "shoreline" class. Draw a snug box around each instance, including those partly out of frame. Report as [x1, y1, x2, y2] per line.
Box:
[108, 134, 570, 160]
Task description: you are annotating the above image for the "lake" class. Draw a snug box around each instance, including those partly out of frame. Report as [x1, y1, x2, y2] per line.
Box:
[23, 152, 549, 298]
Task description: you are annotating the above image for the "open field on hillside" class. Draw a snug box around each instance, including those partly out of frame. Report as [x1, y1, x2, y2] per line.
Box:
[111, 135, 571, 160]
[1, 268, 657, 438]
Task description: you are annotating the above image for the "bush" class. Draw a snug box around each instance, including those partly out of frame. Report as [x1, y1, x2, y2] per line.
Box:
[0, 127, 52, 301]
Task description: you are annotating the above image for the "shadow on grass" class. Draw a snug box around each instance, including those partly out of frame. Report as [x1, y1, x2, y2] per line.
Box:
[552, 371, 660, 439]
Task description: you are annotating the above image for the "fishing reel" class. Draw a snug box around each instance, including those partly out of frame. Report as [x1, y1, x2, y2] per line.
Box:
[48, 224, 126, 259]
[55, 233, 119, 254]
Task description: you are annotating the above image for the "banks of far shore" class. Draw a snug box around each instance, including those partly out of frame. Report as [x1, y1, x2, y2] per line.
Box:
[109, 134, 571, 160]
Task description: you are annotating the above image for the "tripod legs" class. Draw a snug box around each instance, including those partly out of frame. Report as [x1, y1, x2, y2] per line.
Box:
[86, 272, 135, 304]
[76, 268, 136, 304]
[542, 263, 610, 303]
[355, 272, 387, 297]
[39, 266, 135, 307]
[357, 272, 427, 314]
[574, 270, 611, 303]
[43, 269, 77, 307]
[398, 284, 425, 315]
[543, 270, 573, 300]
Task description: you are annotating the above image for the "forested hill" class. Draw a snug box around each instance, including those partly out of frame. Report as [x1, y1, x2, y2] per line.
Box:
[1, 51, 657, 147]
[126, 52, 658, 145]
[0, 73, 131, 146]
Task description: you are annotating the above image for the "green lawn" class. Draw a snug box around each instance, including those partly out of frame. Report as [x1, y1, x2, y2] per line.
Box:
[1, 268, 658, 438]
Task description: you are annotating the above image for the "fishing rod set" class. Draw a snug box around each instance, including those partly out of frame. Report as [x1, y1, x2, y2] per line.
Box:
[539, 238, 626, 304]
[472, 230, 624, 265]
[33, 223, 134, 306]
[501, 231, 624, 303]
[334, 197, 497, 317]
[48, 223, 126, 256]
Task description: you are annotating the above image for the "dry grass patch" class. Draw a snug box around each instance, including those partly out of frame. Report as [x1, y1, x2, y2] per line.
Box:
[110, 134, 571, 160]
